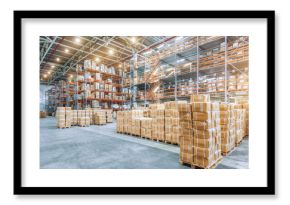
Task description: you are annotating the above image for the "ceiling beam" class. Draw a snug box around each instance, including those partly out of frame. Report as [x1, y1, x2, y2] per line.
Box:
[39, 36, 58, 65]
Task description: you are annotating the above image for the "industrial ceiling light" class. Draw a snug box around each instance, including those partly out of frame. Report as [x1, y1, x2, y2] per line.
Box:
[56, 57, 60, 62]
[109, 49, 114, 55]
[75, 37, 80, 43]
[51, 65, 55, 68]
[47, 71, 51, 74]
[131, 37, 136, 43]
[118, 64, 122, 68]
[70, 74, 73, 78]
[96, 57, 100, 62]
[65, 48, 69, 53]
[43, 74, 47, 78]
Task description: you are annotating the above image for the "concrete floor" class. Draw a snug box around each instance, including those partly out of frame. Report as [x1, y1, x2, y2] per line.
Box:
[40, 117, 248, 169]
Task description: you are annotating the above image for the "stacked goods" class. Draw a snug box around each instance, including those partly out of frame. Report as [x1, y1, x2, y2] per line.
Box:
[40, 111, 46, 118]
[219, 103, 235, 155]
[234, 104, 245, 145]
[178, 103, 194, 164]
[77, 110, 86, 127]
[65, 107, 72, 128]
[242, 103, 249, 136]
[56, 107, 66, 128]
[164, 101, 186, 144]
[141, 118, 152, 139]
[191, 102, 222, 168]
[190, 94, 210, 103]
[149, 105, 165, 141]
[85, 109, 93, 125]
[131, 117, 142, 136]
[152, 109, 165, 141]
[237, 74, 248, 91]
[85, 110, 90, 126]
[116, 111, 125, 133]
[130, 110, 144, 135]
[72, 110, 78, 125]
[105, 109, 113, 123]
[123, 111, 130, 134]
[94, 110, 106, 125]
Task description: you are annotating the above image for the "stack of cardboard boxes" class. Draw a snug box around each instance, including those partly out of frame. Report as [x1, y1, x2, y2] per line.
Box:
[94, 110, 106, 125]
[220, 103, 235, 155]
[179, 103, 194, 164]
[116, 111, 124, 133]
[242, 103, 249, 137]
[141, 118, 152, 139]
[77, 110, 86, 126]
[191, 95, 222, 168]
[65, 107, 72, 128]
[106, 109, 113, 123]
[234, 104, 245, 145]
[56, 107, 66, 128]
[149, 104, 165, 141]
[131, 117, 142, 136]
[72, 110, 78, 126]
[40, 111, 46, 118]
[164, 101, 185, 144]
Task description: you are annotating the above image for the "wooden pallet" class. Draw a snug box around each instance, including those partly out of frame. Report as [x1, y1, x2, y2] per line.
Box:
[180, 157, 222, 169]
[165, 141, 178, 146]
[235, 140, 243, 147]
[222, 147, 235, 156]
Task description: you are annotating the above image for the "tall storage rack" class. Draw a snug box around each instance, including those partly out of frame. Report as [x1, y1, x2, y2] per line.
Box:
[123, 36, 249, 105]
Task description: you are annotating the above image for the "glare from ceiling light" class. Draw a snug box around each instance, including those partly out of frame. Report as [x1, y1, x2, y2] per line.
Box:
[177, 59, 185, 63]
[96, 57, 100, 62]
[47, 71, 51, 74]
[131, 37, 136, 43]
[118, 64, 122, 68]
[175, 36, 183, 41]
[70, 74, 73, 78]
[56, 58, 60, 62]
[75, 37, 80, 43]
[109, 49, 114, 55]
[51, 65, 55, 68]
[65, 48, 69, 53]
[157, 44, 164, 49]
[43, 74, 47, 78]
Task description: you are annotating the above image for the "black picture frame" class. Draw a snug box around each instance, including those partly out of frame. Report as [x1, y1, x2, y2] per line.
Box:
[14, 10, 275, 195]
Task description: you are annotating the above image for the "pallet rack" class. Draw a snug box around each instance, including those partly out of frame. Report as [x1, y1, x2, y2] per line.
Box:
[123, 36, 249, 105]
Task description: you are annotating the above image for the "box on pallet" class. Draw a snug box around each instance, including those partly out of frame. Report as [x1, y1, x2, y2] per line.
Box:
[94, 110, 106, 125]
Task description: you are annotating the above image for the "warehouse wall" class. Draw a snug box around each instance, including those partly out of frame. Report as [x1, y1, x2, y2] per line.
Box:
[40, 84, 53, 111]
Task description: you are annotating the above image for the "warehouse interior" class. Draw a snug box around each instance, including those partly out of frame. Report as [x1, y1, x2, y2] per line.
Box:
[40, 36, 249, 169]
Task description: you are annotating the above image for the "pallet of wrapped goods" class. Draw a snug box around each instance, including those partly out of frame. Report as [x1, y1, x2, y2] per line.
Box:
[164, 101, 184, 144]
[178, 103, 195, 165]
[72, 110, 78, 126]
[141, 118, 152, 139]
[94, 110, 106, 125]
[233, 105, 245, 146]
[40, 111, 46, 118]
[242, 103, 249, 137]
[116, 111, 125, 133]
[77, 110, 86, 127]
[219, 103, 235, 155]
[85, 110, 90, 126]
[131, 117, 142, 136]
[105, 109, 113, 123]
[190, 101, 222, 169]
[190, 94, 210, 103]
[65, 108, 72, 128]
[56, 107, 66, 128]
